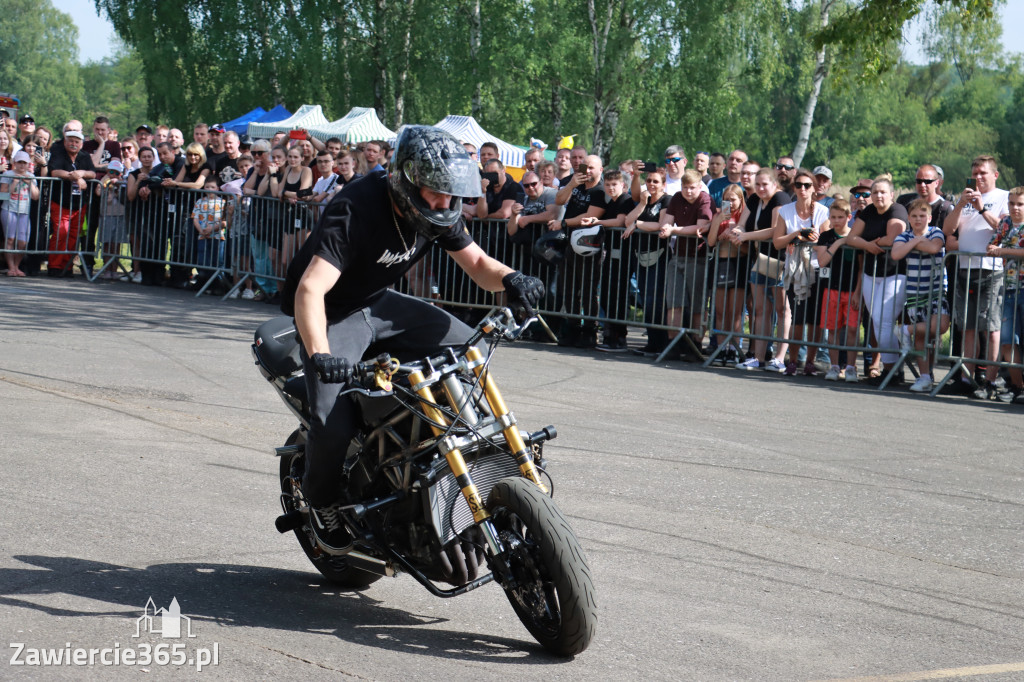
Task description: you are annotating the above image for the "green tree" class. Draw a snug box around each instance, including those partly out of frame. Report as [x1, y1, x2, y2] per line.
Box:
[79, 43, 149, 135]
[0, 0, 85, 134]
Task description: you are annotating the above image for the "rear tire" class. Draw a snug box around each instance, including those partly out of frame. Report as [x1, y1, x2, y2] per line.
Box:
[279, 429, 381, 589]
[487, 477, 597, 656]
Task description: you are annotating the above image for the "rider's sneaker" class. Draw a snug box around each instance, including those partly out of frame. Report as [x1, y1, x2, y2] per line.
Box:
[309, 504, 354, 551]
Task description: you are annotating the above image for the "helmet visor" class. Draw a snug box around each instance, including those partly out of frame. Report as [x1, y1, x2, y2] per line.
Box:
[402, 154, 482, 199]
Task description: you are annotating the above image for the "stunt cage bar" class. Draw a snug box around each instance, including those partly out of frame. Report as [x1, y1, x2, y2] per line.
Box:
[255, 308, 558, 597]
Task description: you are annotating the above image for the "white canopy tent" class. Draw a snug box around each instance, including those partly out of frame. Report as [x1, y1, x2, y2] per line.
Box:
[247, 104, 330, 139]
[433, 115, 525, 168]
[307, 107, 397, 145]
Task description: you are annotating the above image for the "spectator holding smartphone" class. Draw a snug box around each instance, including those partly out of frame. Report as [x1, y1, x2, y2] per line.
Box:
[772, 168, 830, 376]
[272, 144, 313, 272]
[943, 155, 1009, 397]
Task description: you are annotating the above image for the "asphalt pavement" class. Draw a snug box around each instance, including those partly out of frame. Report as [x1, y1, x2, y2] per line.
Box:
[1, 277, 1022, 681]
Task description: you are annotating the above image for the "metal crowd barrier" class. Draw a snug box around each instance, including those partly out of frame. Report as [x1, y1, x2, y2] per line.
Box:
[8, 188, 1024, 399]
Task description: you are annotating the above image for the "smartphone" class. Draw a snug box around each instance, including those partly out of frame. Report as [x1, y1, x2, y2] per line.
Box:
[296, 187, 313, 198]
[966, 178, 976, 190]
[481, 171, 499, 185]
[721, 200, 732, 214]
[642, 162, 657, 173]
[799, 228, 814, 239]
[577, 163, 588, 175]
[288, 129, 307, 141]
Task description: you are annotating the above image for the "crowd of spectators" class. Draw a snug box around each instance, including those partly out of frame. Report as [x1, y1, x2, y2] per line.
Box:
[2, 108, 1023, 402]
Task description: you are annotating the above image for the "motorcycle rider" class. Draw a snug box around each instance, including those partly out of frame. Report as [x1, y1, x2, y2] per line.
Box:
[281, 125, 544, 548]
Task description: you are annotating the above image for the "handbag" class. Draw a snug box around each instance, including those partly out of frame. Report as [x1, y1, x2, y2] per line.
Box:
[752, 252, 784, 280]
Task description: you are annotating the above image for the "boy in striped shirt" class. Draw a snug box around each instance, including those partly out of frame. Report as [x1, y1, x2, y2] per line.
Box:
[891, 198, 949, 393]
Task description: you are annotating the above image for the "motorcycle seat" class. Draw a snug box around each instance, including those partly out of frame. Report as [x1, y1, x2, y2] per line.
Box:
[282, 375, 308, 404]
[254, 316, 303, 379]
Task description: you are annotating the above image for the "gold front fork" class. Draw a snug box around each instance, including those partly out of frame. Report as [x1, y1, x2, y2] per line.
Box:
[465, 347, 549, 494]
[408, 369, 490, 523]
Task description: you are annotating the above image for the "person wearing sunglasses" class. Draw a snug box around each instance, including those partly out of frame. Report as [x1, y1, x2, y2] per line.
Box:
[661, 145, 690, 197]
[896, 164, 953, 229]
[774, 156, 797, 199]
[771, 168, 830, 375]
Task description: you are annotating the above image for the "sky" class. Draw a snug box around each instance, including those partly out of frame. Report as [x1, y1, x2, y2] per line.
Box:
[63, 0, 1022, 65]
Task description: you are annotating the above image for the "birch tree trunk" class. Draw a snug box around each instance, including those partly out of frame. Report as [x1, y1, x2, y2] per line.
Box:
[469, 0, 482, 120]
[792, 0, 833, 168]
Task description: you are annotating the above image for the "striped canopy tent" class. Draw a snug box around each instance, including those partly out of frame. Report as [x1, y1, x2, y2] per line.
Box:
[307, 107, 397, 145]
[434, 115, 525, 168]
[246, 104, 330, 139]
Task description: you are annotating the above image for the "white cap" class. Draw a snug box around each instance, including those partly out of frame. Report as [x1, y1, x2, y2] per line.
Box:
[107, 159, 125, 174]
[12, 150, 30, 164]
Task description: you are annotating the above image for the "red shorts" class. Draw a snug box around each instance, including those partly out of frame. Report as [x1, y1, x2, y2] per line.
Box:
[820, 288, 859, 329]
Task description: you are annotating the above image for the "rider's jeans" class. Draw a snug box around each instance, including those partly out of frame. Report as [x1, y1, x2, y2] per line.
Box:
[299, 289, 473, 506]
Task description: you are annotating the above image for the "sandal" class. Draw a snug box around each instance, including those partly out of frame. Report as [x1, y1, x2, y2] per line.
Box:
[252, 291, 267, 302]
[868, 367, 882, 379]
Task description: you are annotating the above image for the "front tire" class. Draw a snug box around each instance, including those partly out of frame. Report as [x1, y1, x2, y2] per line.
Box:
[279, 429, 381, 589]
[487, 477, 597, 656]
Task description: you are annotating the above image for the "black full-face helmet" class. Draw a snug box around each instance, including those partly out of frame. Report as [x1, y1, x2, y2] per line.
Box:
[388, 125, 482, 239]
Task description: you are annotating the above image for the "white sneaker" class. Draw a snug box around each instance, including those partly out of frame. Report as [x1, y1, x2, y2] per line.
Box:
[765, 358, 786, 373]
[909, 375, 933, 393]
[131, 271, 143, 284]
[735, 357, 761, 370]
[241, 288, 256, 300]
[227, 289, 240, 299]
[824, 366, 841, 381]
[844, 365, 859, 383]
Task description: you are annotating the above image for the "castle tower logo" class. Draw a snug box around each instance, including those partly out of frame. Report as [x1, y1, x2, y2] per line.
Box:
[133, 597, 196, 639]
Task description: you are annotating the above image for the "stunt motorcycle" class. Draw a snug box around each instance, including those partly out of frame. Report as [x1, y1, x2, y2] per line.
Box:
[252, 308, 597, 656]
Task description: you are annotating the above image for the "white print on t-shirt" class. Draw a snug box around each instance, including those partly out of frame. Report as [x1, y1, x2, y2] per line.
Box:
[377, 245, 416, 267]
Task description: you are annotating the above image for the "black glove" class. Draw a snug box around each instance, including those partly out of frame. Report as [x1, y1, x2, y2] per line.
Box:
[311, 353, 352, 384]
[502, 270, 545, 317]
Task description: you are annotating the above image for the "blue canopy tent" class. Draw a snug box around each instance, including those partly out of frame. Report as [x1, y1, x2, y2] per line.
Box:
[217, 107, 267, 135]
[244, 105, 293, 138]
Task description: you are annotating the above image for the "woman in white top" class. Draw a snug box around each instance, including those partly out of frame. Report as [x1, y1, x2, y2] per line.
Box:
[772, 168, 831, 375]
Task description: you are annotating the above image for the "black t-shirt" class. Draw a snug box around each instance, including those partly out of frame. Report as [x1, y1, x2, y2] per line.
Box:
[281, 173, 474, 320]
[206, 148, 226, 169]
[590, 190, 634, 219]
[859, 202, 908, 277]
[47, 143, 97, 208]
[896, 193, 953, 229]
[564, 181, 603, 222]
[82, 139, 122, 180]
[483, 178, 524, 216]
[817, 229, 859, 292]
[634, 193, 673, 266]
[214, 154, 243, 187]
[744, 191, 791, 259]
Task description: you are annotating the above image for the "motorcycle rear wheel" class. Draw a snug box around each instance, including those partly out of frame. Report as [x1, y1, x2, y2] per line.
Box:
[279, 430, 381, 589]
[487, 477, 597, 656]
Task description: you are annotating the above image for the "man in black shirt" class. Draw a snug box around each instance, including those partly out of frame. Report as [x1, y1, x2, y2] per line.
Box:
[281, 126, 542, 542]
[46, 127, 96, 275]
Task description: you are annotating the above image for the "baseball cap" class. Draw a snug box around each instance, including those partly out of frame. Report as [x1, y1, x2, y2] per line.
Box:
[136, 124, 153, 134]
[239, 134, 252, 147]
[851, 177, 873, 193]
[12, 150, 31, 164]
[64, 130, 85, 140]
[19, 114, 34, 124]
[812, 165, 832, 180]
[107, 159, 125, 174]
[209, 124, 225, 133]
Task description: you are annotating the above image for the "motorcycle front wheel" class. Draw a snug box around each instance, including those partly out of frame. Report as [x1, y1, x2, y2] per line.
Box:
[487, 477, 597, 656]
[279, 429, 381, 589]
